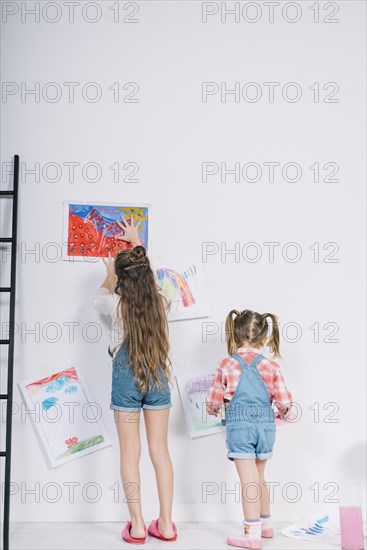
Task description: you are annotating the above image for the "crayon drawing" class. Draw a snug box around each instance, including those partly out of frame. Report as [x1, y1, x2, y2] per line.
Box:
[156, 258, 210, 322]
[176, 373, 225, 438]
[18, 367, 111, 468]
[63, 201, 150, 260]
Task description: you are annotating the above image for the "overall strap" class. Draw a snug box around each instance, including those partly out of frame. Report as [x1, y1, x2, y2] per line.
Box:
[248, 354, 265, 369]
[231, 353, 265, 369]
[230, 353, 250, 369]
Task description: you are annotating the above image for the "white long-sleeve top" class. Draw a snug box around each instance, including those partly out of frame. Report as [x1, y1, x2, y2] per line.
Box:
[92, 272, 170, 358]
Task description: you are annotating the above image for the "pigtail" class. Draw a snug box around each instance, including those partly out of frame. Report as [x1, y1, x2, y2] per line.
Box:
[263, 313, 281, 358]
[225, 310, 240, 355]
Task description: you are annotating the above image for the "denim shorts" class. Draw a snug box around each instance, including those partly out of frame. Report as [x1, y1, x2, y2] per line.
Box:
[226, 421, 276, 460]
[110, 347, 172, 413]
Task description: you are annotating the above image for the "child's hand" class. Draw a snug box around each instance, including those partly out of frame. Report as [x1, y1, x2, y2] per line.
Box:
[102, 253, 117, 292]
[116, 216, 142, 247]
[206, 402, 221, 417]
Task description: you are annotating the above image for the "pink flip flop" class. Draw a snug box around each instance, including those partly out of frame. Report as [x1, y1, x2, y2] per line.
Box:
[121, 521, 147, 544]
[147, 519, 178, 541]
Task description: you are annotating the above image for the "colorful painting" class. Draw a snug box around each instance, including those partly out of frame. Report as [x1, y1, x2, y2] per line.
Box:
[176, 373, 225, 438]
[62, 201, 150, 260]
[281, 515, 341, 544]
[18, 367, 111, 467]
[155, 258, 210, 322]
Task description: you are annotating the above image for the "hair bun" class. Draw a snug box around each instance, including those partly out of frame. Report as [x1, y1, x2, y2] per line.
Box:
[130, 245, 147, 263]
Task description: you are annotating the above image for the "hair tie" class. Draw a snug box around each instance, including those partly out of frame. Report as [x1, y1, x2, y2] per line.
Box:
[130, 246, 147, 264]
[123, 262, 147, 271]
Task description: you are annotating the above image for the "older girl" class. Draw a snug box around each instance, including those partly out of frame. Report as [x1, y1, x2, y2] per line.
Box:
[93, 217, 177, 544]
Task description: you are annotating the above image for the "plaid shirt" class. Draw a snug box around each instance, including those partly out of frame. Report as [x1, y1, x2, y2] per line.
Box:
[206, 347, 292, 417]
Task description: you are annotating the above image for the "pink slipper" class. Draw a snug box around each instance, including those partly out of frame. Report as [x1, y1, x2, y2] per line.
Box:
[226, 535, 262, 549]
[121, 521, 147, 544]
[147, 519, 177, 541]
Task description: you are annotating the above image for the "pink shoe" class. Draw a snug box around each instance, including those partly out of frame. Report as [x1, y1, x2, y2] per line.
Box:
[147, 519, 178, 541]
[226, 535, 262, 549]
[261, 527, 274, 538]
[121, 521, 147, 544]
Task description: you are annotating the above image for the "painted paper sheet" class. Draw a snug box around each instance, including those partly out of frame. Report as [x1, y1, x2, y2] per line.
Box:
[176, 373, 225, 438]
[281, 515, 341, 545]
[155, 258, 210, 321]
[63, 201, 149, 260]
[18, 367, 111, 468]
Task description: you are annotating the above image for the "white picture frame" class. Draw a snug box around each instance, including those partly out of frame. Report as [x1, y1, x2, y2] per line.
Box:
[175, 372, 225, 439]
[153, 257, 210, 322]
[62, 200, 151, 261]
[18, 366, 112, 468]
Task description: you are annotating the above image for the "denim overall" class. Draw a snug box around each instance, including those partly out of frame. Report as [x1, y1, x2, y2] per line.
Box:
[225, 353, 276, 461]
[108, 345, 172, 413]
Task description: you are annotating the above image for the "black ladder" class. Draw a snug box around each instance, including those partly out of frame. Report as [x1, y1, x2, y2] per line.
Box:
[1, 155, 19, 550]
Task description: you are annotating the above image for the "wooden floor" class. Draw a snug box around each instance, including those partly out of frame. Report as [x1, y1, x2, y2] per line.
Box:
[4, 522, 343, 549]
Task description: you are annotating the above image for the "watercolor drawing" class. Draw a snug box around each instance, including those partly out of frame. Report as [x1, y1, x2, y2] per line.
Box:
[281, 515, 340, 544]
[176, 373, 225, 438]
[155, 259, 210, 322]
[18, 367, 111, 468]
[62, 201, 149, 260]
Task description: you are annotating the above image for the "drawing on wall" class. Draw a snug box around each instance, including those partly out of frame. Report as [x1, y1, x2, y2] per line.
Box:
[156, 259, 210, 322]
[176, 373, 224, 438]
[18, 367, 111, 468]
[62, 201, 150, 260]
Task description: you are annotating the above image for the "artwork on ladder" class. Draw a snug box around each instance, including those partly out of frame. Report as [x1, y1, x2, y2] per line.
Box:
[175, 372, 225, 438]
[62, 201, 150, 260]
[155, 258, 210, 322]
[18, 367, 111, 468]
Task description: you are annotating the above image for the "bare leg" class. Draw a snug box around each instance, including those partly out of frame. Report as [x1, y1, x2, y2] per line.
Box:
[144, 408, 174, 538]
[114, 410, 146, 538]
[255, 458, 270, 516]
[234, 459, 261, 520]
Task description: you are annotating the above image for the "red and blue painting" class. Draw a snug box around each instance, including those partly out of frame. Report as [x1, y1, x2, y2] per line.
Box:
[63, 202, 149, 260]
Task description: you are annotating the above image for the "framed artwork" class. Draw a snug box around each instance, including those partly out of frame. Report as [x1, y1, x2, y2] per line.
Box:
[175, 372, 225, 438]
[18, 367, 111, 468]
[62, 201, 150, 260]
[155, 258, 210, 322]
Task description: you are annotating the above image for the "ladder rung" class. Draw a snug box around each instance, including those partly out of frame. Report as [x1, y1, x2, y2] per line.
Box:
[0, 340, 10, 345]
[0, 288, 11, 292]
[0, 238, 12, 243]
[0, 191, 13, 196]
[0, 451, 6, 457]
[0, 394, 8, 399]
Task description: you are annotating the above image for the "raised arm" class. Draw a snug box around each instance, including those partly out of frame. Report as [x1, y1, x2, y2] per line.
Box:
[93, 215, 142, 314]
[92, 253, 117, 317]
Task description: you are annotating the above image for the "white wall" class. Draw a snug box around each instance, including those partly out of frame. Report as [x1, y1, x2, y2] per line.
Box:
[0, 0, 366, 524]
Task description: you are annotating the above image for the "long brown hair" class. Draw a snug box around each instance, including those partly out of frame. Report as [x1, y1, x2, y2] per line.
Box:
[225, 309, 281, 358]
[114, 246, 171, 392]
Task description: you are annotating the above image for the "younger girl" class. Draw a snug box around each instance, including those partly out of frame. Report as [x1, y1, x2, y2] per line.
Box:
[206, 309, 292, 549]
[93, 217, 177, 544]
